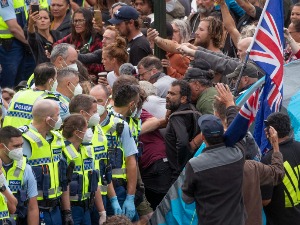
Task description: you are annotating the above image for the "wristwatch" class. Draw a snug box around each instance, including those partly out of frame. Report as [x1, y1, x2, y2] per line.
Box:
[0, 185, 6, 193]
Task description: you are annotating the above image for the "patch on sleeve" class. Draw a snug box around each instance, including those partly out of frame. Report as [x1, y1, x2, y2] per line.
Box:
[18, 125, 29, 133]
[59, 102, 68, 113]
[0, 0, 9, 8]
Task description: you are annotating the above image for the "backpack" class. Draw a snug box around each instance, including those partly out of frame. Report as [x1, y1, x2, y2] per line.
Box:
[169, 104, 202, 145]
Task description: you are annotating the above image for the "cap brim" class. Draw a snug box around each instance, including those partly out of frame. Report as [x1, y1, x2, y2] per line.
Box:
[108, 17, 124, 24]
[197, 114, 211, 128]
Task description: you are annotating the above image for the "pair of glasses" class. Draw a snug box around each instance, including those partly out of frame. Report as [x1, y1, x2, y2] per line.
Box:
[73, 19, 86, 25]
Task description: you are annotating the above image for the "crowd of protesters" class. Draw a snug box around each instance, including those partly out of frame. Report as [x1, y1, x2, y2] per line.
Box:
[0, 0, 300, 224]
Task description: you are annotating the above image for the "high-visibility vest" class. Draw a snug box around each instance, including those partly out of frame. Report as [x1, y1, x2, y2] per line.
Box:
[101, 114, 127, 180]
[3, 89, 60, 128]
[0, 193, 9, 220]
[0, 0, 27, 39]
[62, 143, 95, 201]
[22, 128, 64, 200]
[92, 124, 108, 195]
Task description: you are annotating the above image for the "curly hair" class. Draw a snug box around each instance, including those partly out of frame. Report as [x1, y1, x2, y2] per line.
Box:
[103, 36, 128, 65]
[171, 80, 191, 103]
[266, 112, 291, 138]
[200, 16, 224, 48]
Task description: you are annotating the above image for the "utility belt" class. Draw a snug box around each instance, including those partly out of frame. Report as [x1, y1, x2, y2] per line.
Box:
[0, 37, 15, 51]
[38, 198, 60, 212]
[70, 198, 92, 211]
[112, 178, 127, 188]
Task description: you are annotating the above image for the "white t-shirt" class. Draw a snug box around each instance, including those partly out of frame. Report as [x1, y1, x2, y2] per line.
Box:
[107, 71, 118, 87]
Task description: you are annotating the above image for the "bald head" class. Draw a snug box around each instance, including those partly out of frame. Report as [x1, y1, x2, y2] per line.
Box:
[237, 37, 253, 61]
[90, 85, 110, 105]
[32, 99, 59, 122]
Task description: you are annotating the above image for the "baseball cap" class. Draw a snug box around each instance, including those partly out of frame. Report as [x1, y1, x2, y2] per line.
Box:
[198, 114, 224, 138]
[226, 62, 260, 79]
[108, 6, 139, 25]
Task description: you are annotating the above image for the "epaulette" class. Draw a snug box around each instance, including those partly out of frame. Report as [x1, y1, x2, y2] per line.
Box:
[52, 130, 63, 138]
[18, 125, 29, 134]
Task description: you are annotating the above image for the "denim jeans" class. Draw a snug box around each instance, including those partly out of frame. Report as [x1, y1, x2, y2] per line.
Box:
[0, 39, 24, 88]
[71, 206, 91, 225]
[105, 185, 139, 222]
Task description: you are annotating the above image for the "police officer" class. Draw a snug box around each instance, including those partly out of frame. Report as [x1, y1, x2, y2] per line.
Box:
[0, 158, 18, 225]
[3, 63, 70, 127]
[0, 126, 38, 225]
[105, 84, 139, 221]
[68, 94, 107, 225]
[27, 43, 78, 88]
[21, 99, 73, 225]
[61, 114, 106, 225]
[0, 0, 32, 88]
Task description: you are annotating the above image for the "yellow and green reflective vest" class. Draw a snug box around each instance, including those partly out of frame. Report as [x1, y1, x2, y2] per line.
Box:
[3, 89, 58, 128]
[92, 124, 108, 195]
[0, 193, 9, 220]
[22, 128, 64, 200]
[0, 0, 27, 39]
[62, 142, 95, 201]
[101, 114, 127, 181]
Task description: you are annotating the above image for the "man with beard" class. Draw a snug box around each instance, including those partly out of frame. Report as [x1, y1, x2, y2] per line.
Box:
[193, 16, 224, 52]
[108, 5, 152, 66]
[164, 80, 202, 187]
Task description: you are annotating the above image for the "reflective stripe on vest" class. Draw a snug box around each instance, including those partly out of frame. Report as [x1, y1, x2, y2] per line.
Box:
[0, 194, 9, 219]
[283, 161, 300, 207]
[23, 129, 64, 200]
[112, 168, 126, 176]
[63, 143, 95, 201]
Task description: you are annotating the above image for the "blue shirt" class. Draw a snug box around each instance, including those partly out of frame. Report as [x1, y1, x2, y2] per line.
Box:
[101, 111, 138, 158]
[3, 162, 38, 199]
[0, 0, 16, 21]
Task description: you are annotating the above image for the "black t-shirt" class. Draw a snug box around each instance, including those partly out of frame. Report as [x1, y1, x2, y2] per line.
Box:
[261, 138, 300, 225]
[237, 6, 263, 31]
[127, 35, 152, 66]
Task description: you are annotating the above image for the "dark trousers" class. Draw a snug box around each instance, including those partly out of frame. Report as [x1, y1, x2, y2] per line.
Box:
[140, 159, 172, 209]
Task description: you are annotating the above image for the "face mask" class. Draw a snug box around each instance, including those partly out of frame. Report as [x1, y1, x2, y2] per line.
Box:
[50, 79, 58, 92]
[69, 83, 83, 96]
[97, 104, 105, 116]
[130, 108, 138, 118]
[135, 109, 142, 118]
[88, 113, 100, 127]
[4, 145, 23, 161]
[67, 63, 78, 71]
[50, 116, 62, 130]
[83, 128, 94, 143]
[166, 0, 176, 12]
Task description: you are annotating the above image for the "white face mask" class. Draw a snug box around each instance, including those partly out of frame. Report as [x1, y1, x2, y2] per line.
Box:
[88, 113, 100, 127]
[4, 145, 23, 161]
[166, 0, 176, 12]
[67, 63, 78, 71]
[135, 109, 142, 118]
[49, 116, 62, 130]
[69, 83, 83, 96]
[50, 79, 58, 92]
[97, 104, 105, 116]
[82, 128, 94, 143]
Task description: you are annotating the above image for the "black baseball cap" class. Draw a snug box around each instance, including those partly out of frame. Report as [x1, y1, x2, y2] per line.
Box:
[108, 6, 139, 25]
[198, 114, 224, 138]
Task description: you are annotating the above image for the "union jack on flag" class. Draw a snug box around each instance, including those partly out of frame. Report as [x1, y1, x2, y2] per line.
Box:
[224, 0, 284, 151]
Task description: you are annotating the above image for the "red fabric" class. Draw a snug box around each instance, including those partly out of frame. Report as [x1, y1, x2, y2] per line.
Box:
[295, 49, 300, 59]
[54, 33, 105, 75]
[139, 109, 167, 170]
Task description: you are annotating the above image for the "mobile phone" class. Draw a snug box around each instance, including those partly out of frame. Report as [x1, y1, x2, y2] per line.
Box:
[143, 17, 151, 29]
[31, 4, 39, 13]
[98, 72, 107, 78]
[264, 120, 270, 135]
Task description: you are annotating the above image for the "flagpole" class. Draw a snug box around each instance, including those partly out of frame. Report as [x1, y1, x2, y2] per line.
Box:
[233, 0, 270, 96]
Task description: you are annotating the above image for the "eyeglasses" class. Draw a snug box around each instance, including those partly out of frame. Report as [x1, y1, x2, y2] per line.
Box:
[138, 69, 152, 77]
[72, 19, 86, 25]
